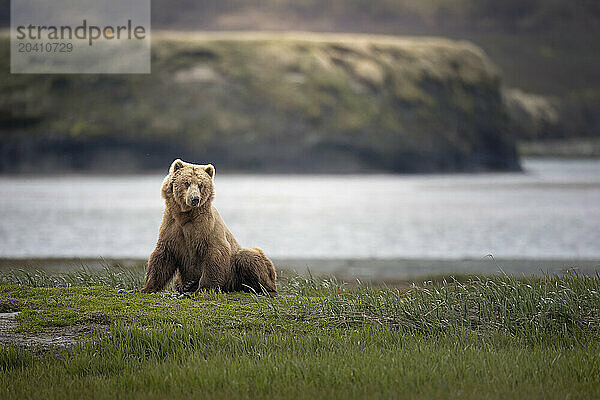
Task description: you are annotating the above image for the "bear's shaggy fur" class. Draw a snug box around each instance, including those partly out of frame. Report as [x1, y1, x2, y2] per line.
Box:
[141, 159, 277, 296]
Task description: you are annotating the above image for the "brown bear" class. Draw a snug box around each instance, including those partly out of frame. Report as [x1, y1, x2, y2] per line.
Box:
[140, 159, 277, 296]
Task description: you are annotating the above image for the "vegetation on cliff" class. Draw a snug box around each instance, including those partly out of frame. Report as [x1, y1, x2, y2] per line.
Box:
[0, 32, 519, 173]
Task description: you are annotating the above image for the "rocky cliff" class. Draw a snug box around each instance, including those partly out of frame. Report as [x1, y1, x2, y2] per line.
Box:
[0, 32, 520, 173]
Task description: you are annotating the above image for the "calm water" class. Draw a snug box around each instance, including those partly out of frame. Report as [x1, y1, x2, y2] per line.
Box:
[0, 159, 599, 260]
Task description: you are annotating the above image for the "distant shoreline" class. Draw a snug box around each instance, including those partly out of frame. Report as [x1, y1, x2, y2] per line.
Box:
[1, 257, 597, 281]
[518, 138, 600, 158]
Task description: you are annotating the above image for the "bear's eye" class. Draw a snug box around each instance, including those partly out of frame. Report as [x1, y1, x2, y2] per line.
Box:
[184, 182, 190, 188]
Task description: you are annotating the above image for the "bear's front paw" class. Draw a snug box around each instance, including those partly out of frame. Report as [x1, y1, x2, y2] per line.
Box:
[180, 279, 199, 293]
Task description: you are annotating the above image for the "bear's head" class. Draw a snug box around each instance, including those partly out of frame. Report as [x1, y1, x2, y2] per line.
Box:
[162, 159, 215, 212]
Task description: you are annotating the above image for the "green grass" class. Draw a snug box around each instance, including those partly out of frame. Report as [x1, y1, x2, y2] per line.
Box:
[0, 268, 599, 399]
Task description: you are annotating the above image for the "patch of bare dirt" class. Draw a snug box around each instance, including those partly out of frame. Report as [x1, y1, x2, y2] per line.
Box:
[0, 312, 103, 347]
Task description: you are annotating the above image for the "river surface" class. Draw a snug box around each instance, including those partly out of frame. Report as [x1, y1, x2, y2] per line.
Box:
[0, 158, 599, 261]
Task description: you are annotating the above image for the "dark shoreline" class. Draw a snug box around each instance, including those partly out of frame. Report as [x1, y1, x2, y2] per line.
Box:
[1, 257, 597, 281]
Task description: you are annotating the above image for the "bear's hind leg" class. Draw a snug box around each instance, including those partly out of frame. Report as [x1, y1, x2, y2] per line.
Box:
[232, 248, 277, 296]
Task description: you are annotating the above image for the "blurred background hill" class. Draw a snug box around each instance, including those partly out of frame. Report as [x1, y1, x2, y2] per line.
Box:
[1, 0, 599, 173]
[0, 33, 519, 173]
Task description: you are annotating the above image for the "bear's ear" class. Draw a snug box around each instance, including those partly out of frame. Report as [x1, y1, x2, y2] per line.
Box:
[203, 164, 215, 179]
[169, 159, 185, 174]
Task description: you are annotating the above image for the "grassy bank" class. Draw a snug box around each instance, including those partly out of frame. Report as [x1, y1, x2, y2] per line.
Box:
[1, 268, 599, 399]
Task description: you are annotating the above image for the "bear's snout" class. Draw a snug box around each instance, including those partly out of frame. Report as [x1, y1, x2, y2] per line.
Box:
[185, 187, 201, 207]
